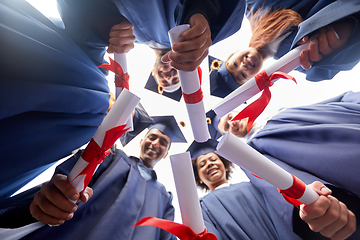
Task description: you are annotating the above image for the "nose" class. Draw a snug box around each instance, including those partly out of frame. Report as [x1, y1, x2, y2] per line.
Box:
[151, 139, 160, 149]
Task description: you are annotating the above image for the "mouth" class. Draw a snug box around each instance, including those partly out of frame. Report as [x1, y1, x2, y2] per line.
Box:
[245, 55, 255, 68]
[207, 168, 219, 176]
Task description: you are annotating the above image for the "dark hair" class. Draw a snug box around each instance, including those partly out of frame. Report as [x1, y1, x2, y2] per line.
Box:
[249, 8, 302, 51]
[192, 153, 234, 192]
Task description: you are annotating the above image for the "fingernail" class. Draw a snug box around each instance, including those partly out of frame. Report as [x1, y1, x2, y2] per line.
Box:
[59, 220, 65, 225]
[67, 212, 74, 220]
[70, 194, 78, 201]
[84, 192, 89, 202]
[321, 186, 332, 194]
[72, 205, 78, 212]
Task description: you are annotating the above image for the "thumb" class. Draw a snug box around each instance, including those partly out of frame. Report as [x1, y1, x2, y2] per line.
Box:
[308, 181, 332, 196]
[161, 52, 171, 63]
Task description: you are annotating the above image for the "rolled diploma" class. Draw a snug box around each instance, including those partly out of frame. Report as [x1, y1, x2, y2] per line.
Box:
[114, 52, 133, 132]
[213, 42, 309, 118]
[68, 88, 140, 193]
[216, 132, 319, 205]
[170, 152, 205, 234]
[168, 25, 209, 142]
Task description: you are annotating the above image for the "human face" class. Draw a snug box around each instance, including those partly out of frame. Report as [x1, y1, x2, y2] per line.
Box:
[196, 153, 228, 191]
[226, 47, 264, 85]
[152, 60, 180, 89]
[218, 111, 249, 138]
[139, 129, 171, 168]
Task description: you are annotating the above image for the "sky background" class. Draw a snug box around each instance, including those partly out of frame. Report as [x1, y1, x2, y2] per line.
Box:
[21, 0, 360, 224]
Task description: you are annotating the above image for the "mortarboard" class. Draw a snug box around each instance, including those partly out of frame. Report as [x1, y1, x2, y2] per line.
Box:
[206, 110, 222, 140]
[144, 73, 183, 102]
[120, 102, 153, 146]
[209, 56, 240, 98]
[187, 139, 219, 160]
[149, 115, 187, 143]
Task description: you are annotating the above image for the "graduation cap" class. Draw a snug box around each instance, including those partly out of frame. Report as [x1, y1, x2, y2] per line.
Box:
[144, 73, 183, 102]
[120, 103, 153, 146]
[209, 56, 240, 98]
[149, 116, 187, 143]
[187, 139, 219, 160]
[206, 110, 222, 140]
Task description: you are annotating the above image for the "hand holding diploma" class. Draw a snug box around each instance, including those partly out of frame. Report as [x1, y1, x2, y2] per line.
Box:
[68, 89, 140, 195]
[216, 132, 319, 206]
[168, 25, 210, 143]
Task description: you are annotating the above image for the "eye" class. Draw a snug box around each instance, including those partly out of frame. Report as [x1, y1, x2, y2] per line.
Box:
[242, 73, 247, 79]
[234, 62, 238, 67]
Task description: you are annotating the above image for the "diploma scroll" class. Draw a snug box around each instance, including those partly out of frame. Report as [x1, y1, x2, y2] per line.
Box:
[213, 42, 309, 118]
[170, 152, 205, 234]
[114, 53, 133, 132]
[216, 132, 319, 205]
[68, 89, 140, 195]
[114, 52, 128, 98]
[168, 25, 209, 143]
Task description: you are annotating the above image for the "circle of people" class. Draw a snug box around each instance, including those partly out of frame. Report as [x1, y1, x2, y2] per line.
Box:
[1, 0, 359, 240]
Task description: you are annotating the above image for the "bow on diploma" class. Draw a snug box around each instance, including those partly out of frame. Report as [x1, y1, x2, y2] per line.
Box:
[98, 58, 130, 90]
[70, 124, 129, 188]
[232, 70, 296, 132]
[182, 66, 203, 104]
[134, 217, 218, 240]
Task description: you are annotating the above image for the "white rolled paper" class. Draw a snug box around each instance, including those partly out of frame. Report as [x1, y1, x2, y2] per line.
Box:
[213, 42, 309, 117]
[216, 132, 319, 205]
[68, 88, 140, 194]
[170, 152, 205, 234]
[168, 25, 209, 143]
[114, 53, 133, 132]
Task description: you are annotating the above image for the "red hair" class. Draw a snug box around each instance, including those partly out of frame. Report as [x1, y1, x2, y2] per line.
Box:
[249, 8, 303, 51]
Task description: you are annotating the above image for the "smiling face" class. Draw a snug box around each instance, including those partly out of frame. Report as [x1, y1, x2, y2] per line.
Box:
[226, 47, 264, 85]
[218, 111, 249, 138]
[196, 153, 228, 191]
[152, 51, 180, 92]
[139, 128, 171, 169]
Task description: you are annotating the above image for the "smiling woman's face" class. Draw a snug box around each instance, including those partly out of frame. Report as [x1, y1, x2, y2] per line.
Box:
[226, 47, 264, 85]
[196, 152, 228, 191]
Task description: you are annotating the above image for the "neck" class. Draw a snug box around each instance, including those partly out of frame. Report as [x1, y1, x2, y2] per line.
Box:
[209, 180, 228, 192]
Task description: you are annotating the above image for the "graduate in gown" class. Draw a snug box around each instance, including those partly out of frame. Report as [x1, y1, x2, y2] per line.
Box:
[245, 91, 360, 239]
[0, 116, 186, 240]
[0, 0, 114, 199]
[245, 0, 360, 81]
[188, 139, 357, 240]
[57, 0, 246, 69]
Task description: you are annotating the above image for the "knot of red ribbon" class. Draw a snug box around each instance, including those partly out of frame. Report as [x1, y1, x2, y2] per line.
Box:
[69, 124, 129, 189]
[182, 66, 203, 104]
[98, 58, 129, 89]
[278, 174, 306, 208]
[134, 216, 217, 240]
[232, 70, 296, 132]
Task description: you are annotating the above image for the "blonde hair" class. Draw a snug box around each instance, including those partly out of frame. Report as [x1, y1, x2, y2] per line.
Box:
[249, 8, 303, 51]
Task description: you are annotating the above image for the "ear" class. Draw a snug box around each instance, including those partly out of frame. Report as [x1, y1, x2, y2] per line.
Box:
[151, 69, 155, 76]
[163, 151, 169, 159]
[139, 138, 143, 147]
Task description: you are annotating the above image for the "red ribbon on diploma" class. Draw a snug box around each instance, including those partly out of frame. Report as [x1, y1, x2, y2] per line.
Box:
[134, 216, 217, 240]
[98, 58, 130, 90]
[70, 124, 129, 189]
[183, 66, 203, 104]
[232, 70, 296, 132]
[279, 174, 306, 208]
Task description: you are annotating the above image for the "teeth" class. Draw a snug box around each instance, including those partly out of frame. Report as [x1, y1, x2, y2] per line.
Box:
[248, 57, 254, 66]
